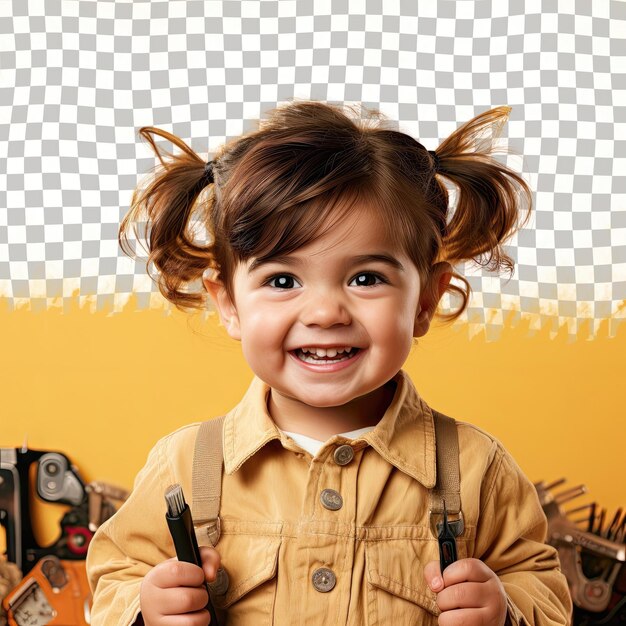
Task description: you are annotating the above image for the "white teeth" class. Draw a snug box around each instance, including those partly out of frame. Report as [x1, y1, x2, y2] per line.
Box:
[300, 346, 352, 357]
[296, 347, 356, 365]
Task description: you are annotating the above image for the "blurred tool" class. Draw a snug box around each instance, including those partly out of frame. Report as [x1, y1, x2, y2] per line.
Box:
[2, 556, 91, 626]
[1, 446, 88, 574]
[535, 478, 625, 626]
[86, 481, 129, 532]
[0, 443, 128, 625]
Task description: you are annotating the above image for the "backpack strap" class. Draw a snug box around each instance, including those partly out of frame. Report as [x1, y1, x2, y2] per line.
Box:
[192, 415, 226, 547]
[429, 409, 464, 538]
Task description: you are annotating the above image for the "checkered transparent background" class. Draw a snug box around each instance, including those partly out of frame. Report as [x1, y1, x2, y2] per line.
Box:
[1, 0, 625, 340]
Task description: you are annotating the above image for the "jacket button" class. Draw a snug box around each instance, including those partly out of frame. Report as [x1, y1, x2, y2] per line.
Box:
[333, 444, 354, 465]
[320, 488, 343, 511]
[312, 567, 336, 592]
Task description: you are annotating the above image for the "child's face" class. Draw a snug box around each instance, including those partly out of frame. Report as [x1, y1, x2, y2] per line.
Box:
[205, 206, 448, 409]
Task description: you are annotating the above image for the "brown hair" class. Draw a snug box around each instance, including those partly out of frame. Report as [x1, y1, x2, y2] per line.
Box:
[119, 99, 531, 323]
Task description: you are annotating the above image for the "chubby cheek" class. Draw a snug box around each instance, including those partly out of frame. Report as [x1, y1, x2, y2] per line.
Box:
[239, 305, 290, 364]
[365, 302, 416, 347]
[368, 315, 415, 374]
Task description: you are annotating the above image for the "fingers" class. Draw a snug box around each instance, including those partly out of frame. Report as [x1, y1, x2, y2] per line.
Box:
[441, 558, 493, 587]
[150, 610, 210, 626]
[148, 559, 208, 589]
[428, 560, 509, 626]
[438, 607, 491, 626]
[140, 574, 210, 624]
[152, 586, 209, 615]
[423, 560, 444, 592]
[436, 581, 495, 611]
[199, 546, 222, 582]
[425, 559, 494, 594]
[141, 557, 218, 626]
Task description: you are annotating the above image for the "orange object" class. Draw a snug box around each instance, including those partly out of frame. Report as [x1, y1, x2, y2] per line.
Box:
[3, 556, 92, 626]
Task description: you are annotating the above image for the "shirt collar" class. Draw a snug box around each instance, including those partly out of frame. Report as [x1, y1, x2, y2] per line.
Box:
[222, 369, 437, 488]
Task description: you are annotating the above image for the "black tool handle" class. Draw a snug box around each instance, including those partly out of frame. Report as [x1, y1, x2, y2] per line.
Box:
[439, 532, 458, 573]
[166, 507, 220, 626]
[438, 507, 458, 574]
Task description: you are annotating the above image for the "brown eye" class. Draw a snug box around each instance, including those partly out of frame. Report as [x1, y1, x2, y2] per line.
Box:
[350, 272, 385, 287]
[266, 275, 300, 289]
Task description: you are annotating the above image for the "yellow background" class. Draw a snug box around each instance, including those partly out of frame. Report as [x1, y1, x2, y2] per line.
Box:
[1, 296, 624, 547]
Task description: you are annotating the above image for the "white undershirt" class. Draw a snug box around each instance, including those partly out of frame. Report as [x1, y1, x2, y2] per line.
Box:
[280, 425, 376, 456]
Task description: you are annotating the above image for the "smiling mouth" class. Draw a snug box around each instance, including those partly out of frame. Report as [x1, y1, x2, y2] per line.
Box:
[292, 347, 361, 363]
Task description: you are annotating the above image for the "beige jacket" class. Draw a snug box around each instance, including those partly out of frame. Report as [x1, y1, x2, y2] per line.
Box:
[86, 369, 572, 625]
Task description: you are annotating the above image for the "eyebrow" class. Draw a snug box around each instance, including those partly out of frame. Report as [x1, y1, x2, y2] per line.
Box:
[249, 253, 405, 273]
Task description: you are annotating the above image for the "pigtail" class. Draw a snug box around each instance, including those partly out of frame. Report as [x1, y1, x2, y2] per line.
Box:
[434, 106, 532, 271]
[119, 127, 217, 309]
[426, 106, 532, 322]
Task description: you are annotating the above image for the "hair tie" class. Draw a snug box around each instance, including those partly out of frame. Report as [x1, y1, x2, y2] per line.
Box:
[428, 150, 440, 173]
[201, 160, 214, 185]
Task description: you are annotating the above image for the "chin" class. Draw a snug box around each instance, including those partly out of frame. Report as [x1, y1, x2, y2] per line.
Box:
[302, 397, 349, 408]
[274, 386, 351, 408]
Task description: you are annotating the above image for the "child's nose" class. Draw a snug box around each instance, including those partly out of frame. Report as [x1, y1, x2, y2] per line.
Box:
[299, 290, 351, 328]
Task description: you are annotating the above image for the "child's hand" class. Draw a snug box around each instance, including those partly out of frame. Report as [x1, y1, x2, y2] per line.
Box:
[424, 558, 508, 626]
[140, 546, 221, 626]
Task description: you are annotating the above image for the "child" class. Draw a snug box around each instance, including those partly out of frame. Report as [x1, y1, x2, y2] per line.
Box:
[86, 100, 572, 626]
